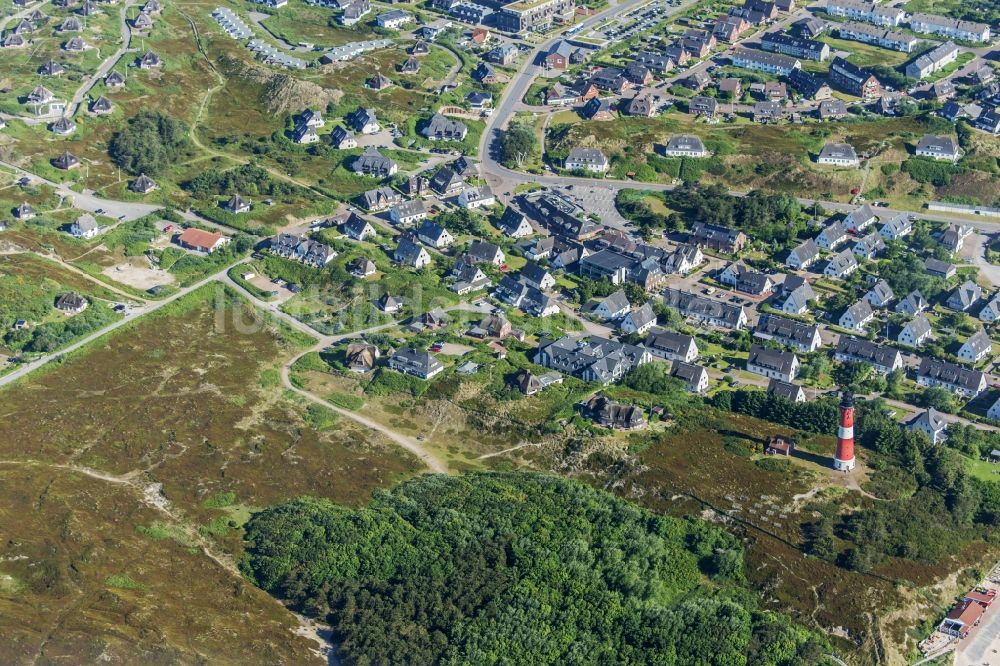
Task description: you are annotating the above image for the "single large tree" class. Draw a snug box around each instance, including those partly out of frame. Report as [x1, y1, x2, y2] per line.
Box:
[498, 122, 536, 168]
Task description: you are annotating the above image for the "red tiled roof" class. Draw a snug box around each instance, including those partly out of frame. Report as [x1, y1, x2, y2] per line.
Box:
[178, 227, 225, 251]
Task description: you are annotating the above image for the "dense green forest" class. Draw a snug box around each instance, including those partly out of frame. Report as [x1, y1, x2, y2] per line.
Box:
[242, 473, 829, 666]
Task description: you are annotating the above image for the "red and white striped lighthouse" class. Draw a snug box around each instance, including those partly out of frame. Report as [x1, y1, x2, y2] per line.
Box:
[834, 391, 856, 472]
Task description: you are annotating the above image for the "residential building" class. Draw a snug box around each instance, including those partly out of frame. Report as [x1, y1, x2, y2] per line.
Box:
[661, 135, 708, 157]
[731, 47, 801, 75]
[497, 208, 534, 238]
[925, 258, 956, 279]
[670, 361, 709, 393]
[947, 280, 982, 312]
[689, 222, 746, 253]
[55, 292, 88, 314]
[753, 100, 785, 123]
[376, 9, 412, 28]
[979, 296, 1000, 323]
[429, 167, 464, 196]
[879, 213, 912, 240]
[760, 32, 829, 61]
[643, 329, 699, 363]
[839, 299, 873, 331]
[866, 279, 894, 307]
[394, 234, 432, 268]
[852, 232, 886, 260]
[844, 204, 878, 232]
[389, 200, 427, 226]
[346, 107, 379, 134]
[782, 282, 816, 315]
[520, 261, 555, 291]
[916, 135, 961, 162]
[768, 378, 805, 402]
[452, 263, 492, 295]
[897, 290, 928, 315]
[817, 142, 859, 166]
[497, 0, 575, 33]
[580, 395, 647, 430]
[917, 357, 987, 397]
[358, 186, 402, 212]
[415, 220, 454, 249]
[70, 214, 101, 239]
[466, 240, 505, 265]
[330, 126, 357, 150]
[835, 336, 902, 373]
[824, 249, 858, 278]
[352, 147, 397, 178]
[534, 335, 651, 385]
[177, 227, 228, 253]
[755, 313, 822, 352]
[620, 303, 657, 334]
[268, 234, 337, 267]
[594, 290, 630, 320]
[341, 214, 376, 241]
[662, 288, 748, 329]
[824, 0, 904, 27]
[909, 13, 990, 42]
[422, 113, 467, 141]
[958, 329, 992, 363]
[786, 238, 819, 269]
[747, 344, 799, 382]
[906, 41, 960, 80]
[458, 186, 496, 209]
[689, 96, 719, 118]
[388, 347, 443, 379]
[816, 221, 848, 249]
[898, 314, 932, 347]
[790, 69, 833, 100]
[565, 147, 609, 173]
[907, 408, 949, 444]
[836, 21, 916, 52]
[829, 57, 880, 101]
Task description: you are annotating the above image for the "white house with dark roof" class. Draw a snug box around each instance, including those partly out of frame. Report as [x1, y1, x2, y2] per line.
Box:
[835, 336, 902, 373]
[958, 329, 992, 364]
[844, 204, 878, 232]
[786, 239, 819, 270]
[906, 408, 949, 444]
[466, 240, 505, 265]
[389, 199, 427, 227]
[866, 279, 894, 308]
[817, 142, 859, 166]
[497, 207, 534, 238]
[839, 299, 873, 331]
[661, 135, 708, 157]
[896, 290, 927, 316]
[643, 329, 698, 362]
[755, 314, 822, 352]
[852, 232, 885, 260]
[947, 280, 982, 312]
[415, 220, 454, 249]
[898, 314, 932, 347]
[768, 378, 805, 402]
[917, 357, 987, 397]
[394, 234, 432, 268]
[824, 249, 858, 278]
[565, 148, 609, 173]
[747, 345, 799, 382]
[979, 296, 1000, 323]
[816, 221, 848, 249]
[671, 361, 709, 394]
[620, 303, 657, 335]
[915, 135, 961, 162]
[879, 213, 912, 241]
[782, 283, 815, 315]
[520, 261, 555, 291]
[594, 290, 631, 320]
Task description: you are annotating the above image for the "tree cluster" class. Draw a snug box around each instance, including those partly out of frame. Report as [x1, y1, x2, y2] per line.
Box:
[241, 473, 827, 665]
[108, 110, 188, 176]
[182, 164, 300, 199]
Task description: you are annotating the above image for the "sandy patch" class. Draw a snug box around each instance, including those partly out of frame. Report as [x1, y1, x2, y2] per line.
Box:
[102, 258, 176, 290]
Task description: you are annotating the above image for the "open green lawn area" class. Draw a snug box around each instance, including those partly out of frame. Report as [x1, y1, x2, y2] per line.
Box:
[257, 1, 381, 46]
[818, 35, 909, 69]
[0, 285, 419, 662]
[965, 454, 1000, 483]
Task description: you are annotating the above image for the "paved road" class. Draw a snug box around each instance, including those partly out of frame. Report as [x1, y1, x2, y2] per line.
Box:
[0, 160, 159, 221]
[65, 1, 138, 119]
[0, 262, 239, 390]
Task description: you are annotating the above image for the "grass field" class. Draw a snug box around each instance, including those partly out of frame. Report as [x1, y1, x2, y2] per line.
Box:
[0, 285, 420, 662]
